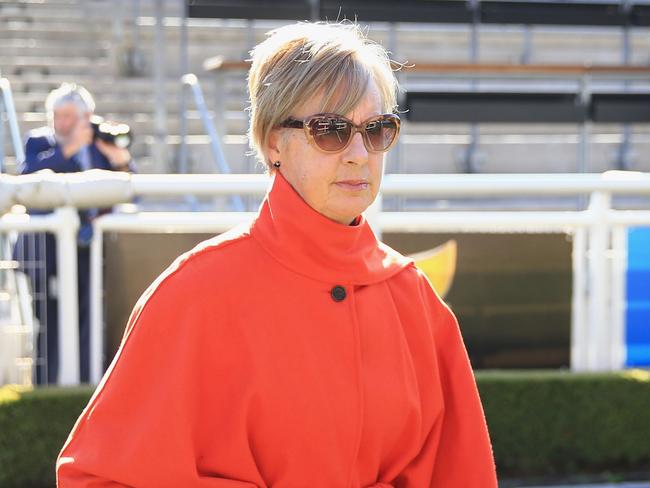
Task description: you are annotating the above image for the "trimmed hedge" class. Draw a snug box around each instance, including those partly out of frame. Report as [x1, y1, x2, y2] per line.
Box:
[1, 370, 650, 487]
[0, 385, 94, 488]
[477, 369, 650, 480]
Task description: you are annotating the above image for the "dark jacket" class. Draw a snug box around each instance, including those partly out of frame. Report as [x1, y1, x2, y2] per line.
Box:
[21, 126, 135, 245]
[22, 126, 118, 175]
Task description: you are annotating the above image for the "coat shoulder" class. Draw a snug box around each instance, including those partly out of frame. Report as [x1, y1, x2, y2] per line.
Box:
[133, 222, 255, 309]
[24, 126, 55, 148]
[387, 257, 448, 310]
[384, 252, 423, 287]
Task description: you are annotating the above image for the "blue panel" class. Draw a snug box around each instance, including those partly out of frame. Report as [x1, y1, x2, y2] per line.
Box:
[627, 271, 650, 300]
[627, 346, 650, 366]
[626, 227, 650, 367]
[628, 227, 650, 264]
[626, 304, 650, 341]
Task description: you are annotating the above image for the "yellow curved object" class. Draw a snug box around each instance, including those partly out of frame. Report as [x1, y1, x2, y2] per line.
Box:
[409, 239, 458, 299]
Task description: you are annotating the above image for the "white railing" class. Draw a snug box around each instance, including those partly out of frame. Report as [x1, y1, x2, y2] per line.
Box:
[2, 170, 650, 384]
[0, 208, 80, 385]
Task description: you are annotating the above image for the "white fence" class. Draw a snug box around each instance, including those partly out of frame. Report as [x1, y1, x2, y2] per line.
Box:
[2, 170, 650, 385]
[0, 207, 80, 385]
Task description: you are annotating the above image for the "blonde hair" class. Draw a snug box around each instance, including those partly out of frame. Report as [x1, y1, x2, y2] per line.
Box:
[247, 21, 399, 170]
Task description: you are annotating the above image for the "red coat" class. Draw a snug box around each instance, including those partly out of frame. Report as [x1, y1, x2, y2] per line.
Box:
[57, 171, 497, 487]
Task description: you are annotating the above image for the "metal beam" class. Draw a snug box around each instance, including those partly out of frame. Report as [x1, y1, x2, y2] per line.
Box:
[480, 1, 628, 26]
[320, 0, 471, 23]
[591, 93, 650, 123]
[187, 0, 650, 26]
[405, 91, 586, 123]
[188, 0, 311, 20]
[405, 91, 650, 123]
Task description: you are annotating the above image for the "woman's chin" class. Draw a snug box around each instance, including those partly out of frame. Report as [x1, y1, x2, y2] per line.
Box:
[322, 204, 368, 225]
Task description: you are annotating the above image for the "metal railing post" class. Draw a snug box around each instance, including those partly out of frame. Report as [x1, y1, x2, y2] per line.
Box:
[178, 0, 189, 175]
[90, 228, 104, 384]
[578, 74, 591, 176]
[54, 207, 80, 385]
[152, 0, 169, 172]
[571, 227, 589, 371]
[586, 191, 612, 371]
[610, 225, 628, 370]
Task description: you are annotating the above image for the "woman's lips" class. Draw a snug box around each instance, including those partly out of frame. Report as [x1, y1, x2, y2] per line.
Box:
[335, 180, 369, 191]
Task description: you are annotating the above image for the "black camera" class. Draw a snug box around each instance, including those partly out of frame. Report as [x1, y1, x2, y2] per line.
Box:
[90, 115, 132, 149]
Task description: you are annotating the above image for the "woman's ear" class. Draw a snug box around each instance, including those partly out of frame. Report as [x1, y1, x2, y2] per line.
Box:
[266, 128, 282, 165]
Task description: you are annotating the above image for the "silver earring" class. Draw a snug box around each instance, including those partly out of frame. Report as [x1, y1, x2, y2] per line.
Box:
[273, 161, 281, 168]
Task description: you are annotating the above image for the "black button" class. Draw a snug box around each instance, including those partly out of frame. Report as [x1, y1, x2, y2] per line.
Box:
[331, 285, 347, 302]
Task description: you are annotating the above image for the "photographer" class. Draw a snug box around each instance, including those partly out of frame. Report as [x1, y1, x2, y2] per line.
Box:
[16, 83, 136, 385]
[23, 82, 134, 176]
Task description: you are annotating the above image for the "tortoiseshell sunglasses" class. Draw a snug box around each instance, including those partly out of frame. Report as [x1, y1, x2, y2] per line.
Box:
[278, 113, 401, 153]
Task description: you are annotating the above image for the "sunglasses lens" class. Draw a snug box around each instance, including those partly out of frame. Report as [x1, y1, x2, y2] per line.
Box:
[306, 114, 400, 152]
[365, 116, 399, 151]
[309, 117, 352, 152]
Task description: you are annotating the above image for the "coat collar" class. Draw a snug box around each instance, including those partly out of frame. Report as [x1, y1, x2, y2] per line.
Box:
[250, 170, 413, 285]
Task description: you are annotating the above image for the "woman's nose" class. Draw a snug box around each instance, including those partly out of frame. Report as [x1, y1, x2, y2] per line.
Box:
[343, 130, 369, 165]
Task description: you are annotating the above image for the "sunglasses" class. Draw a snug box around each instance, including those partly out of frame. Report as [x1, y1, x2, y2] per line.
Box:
[278, 113, 401, 153]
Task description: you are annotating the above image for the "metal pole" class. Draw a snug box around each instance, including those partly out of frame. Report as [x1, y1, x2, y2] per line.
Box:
[586, 191, 611, 371]
[618, 13, 632, 171]
[578, 73, 591, 174]
[244, 19, 255, 57]
[387, 22, 403, 211]
[570, 227, 588, 371]
[133, 0, 141, 49]
[467, 0, 480, 174]
[182, 74, 245, 211]
[90, 228, 103, 384]
[0, 78, 26, 168]
[112, 0, 125, 72]
[152, 0, 169, 172]
[212, 69, 227, 153]
[54, 207, 80, 385]
[579, 120, 591, 174]
[520, 24, 532, 65]
[578, 75, 591, 209]
[610, 225, 628, 370]
[178, 0, 189, 174]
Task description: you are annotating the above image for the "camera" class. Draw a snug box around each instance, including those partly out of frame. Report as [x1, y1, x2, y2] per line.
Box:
[90, 115, 132, 149]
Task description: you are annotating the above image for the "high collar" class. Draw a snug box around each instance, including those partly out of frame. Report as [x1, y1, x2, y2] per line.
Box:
[250, 171, 413, 285]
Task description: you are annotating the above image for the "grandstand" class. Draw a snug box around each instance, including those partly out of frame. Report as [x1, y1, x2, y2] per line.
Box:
[1, 0, 650, 382]
[2, 0, 649, 184]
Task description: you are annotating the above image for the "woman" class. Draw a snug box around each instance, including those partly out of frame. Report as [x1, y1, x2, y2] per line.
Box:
[57, 22, 497, 487]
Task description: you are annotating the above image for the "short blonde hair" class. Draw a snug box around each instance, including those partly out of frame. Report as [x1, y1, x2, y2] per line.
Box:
[247, 21, 399, 170]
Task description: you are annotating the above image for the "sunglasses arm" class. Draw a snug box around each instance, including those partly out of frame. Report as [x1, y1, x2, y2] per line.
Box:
[279, 119, 304, 129]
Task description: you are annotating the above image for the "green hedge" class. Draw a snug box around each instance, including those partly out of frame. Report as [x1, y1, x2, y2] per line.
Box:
[0, 385, 94, 488]
[1, 370, 650, 487]
[478, 369, 650, 482]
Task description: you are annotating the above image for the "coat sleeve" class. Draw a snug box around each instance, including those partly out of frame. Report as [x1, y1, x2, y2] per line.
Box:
[396, 270, 498, 487]
[55, 262, 263, 488]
